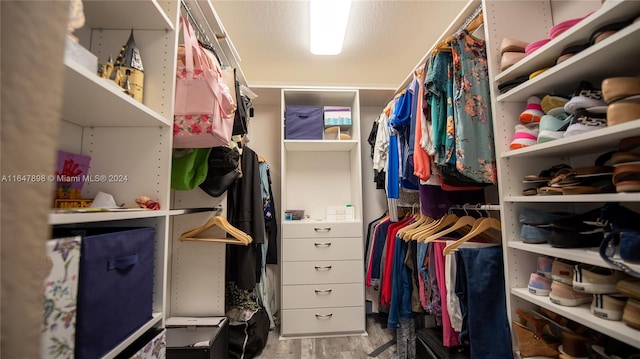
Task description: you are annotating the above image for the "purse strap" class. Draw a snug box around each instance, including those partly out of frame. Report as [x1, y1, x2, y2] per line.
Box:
[600, 230, 640, 278]
[179, 17, 228, 115]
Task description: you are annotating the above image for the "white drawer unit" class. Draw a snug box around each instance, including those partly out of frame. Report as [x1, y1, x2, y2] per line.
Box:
[280, 307, 365, 336]
[282, 237, 363, 261]
[281, 283, 364, 309]
[280, 88, 365, 339]
[282, 260, 363, 285]
[282, 221, 361, 238]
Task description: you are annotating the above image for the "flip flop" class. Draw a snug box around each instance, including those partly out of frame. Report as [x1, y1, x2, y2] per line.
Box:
[537, 186, 564, 195]
[524, 163, 572, 182]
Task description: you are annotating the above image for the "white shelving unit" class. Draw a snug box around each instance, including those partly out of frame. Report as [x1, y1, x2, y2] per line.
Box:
[483, 0, 640, 352]
[279, 88, 366, 339]
[50, 1, 179, 357]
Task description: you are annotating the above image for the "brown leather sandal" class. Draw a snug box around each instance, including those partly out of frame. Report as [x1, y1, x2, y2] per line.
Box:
[513, 309, 561, 358]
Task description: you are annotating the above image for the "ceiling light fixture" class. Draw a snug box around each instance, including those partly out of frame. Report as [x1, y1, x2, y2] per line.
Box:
[310, 0, 352, 55]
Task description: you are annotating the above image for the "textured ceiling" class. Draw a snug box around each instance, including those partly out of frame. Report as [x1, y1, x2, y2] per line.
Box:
[210, 0, 468, 90]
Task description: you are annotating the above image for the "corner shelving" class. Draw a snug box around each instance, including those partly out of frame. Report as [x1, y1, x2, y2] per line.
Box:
[484, 0, 640, 355]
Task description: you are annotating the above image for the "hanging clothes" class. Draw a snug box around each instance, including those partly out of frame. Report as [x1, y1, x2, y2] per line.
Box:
[451, 30, 497, 184]
[226, 146, 265, 290]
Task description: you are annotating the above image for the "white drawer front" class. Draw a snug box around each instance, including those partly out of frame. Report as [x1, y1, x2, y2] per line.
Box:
[282, 237, 362, 261]
[282, 283, 364, 309]
[282, 222, 361, 238]
[281, 307, 365, 336]
[282, 260, 362, 285]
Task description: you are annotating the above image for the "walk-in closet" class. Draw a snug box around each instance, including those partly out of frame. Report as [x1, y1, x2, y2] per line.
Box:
[2, 0, 639, 358]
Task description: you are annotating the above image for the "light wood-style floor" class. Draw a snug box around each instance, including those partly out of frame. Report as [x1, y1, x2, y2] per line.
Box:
[255, 315, 397, 359]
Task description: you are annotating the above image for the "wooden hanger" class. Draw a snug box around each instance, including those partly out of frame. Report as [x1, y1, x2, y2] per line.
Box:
[179, 215, 252, 245]
[423, 214, 476, 243]
[400, 213, 431, 241]
[465, 13, 484, 34]
[442, 217, 501, 255]
[416, 214, 459, 242]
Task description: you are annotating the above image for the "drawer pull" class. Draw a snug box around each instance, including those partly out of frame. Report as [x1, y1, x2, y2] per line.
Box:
[314, 289, 333, 294]
[314, 265, 332, 271]
[315, 313, 333, 319]
[314, 242, 332, 247]
[314, 227, 332, 232]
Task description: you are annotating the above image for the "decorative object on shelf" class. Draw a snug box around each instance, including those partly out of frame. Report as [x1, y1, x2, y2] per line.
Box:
[97, 55, 114, 79]
[135, 196, 160, 210]
[41, 236, 81, 359]
[54, 151, 92, 208]
[110, 30, 145, 103]
[173, 17, 235, 149]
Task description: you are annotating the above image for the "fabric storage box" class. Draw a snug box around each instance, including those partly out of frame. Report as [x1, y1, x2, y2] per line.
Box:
[115, 328, 166, 359]
[52, 227, 156, 359]
[42, 236, 82, 359]
[323, 106, 352, 126]
[285, 105, 323, 139]
[166, 317, 228, 359]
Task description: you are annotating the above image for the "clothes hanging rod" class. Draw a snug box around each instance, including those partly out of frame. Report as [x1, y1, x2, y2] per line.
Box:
[450, 204, 500, 211]
[459, 5, 483, 33]
[388, 0, 483, 102]
[180, 0, 216, 54]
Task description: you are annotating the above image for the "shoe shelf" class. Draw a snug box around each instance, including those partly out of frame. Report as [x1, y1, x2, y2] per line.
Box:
[501, 119, 640, 159]
[495, 0, 640, 87]
[508, 241, 640, 273]
[511, 288, 640, 348]
[505, 193, 640, 203]
[496, 20, 640, 103]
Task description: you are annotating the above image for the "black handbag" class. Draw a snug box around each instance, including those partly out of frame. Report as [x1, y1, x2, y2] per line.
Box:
[199, 146, 241, 197]
[598, 203, 640, 278]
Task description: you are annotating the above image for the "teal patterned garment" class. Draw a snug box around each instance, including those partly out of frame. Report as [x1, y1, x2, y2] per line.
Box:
[451, 30, 497, 184]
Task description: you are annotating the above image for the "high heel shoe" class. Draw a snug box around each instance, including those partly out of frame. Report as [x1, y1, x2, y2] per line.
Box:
[513, 309, 561, 358]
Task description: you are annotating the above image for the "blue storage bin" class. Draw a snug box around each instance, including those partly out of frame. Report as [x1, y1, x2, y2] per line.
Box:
[285, 105, 323, 139]
[53, 227, 156, 359]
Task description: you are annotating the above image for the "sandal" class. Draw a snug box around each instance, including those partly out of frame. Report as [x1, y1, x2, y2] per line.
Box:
[513, 309, 561, 358]
[524, 163, 571, 182]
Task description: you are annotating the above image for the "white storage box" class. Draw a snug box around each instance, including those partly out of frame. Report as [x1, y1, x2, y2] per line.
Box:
[326, 206, 354, 220]
[323, 106, 352, 126]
